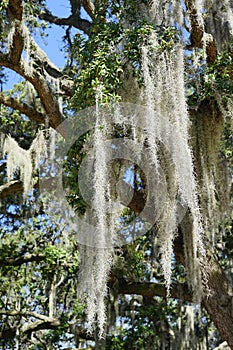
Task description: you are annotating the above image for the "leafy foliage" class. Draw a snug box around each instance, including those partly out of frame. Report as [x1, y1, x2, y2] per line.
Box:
[71, 8, 178, 109]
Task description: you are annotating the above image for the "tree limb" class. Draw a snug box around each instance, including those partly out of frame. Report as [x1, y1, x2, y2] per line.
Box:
[6, 0, 24, 65]
[0, 253, 44, 267]
[39, 12, 92, 34]
[39, 0, 94, 33]
[185, 0, 203, 48]
[0, 180, 24, 199]
[1, 2, 67, 135]
[0, 310, 61, 339]
[0, 162, 6, 173]
[82, 0, 95, 20]
[7, 0, 23, 21]
[185, 0, 218, 63]
[0, 92, 45, 123]
[0, 310, 57, 323]
[70, 0, 81, 17]
[0, 176, 58, 199]
[22, 318, 60, 335]
[0, 52, 65, 135]
[115, 278, 192, 302]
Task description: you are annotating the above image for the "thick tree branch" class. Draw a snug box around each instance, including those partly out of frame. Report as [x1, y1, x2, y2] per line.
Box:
[82, 0, 95, 20]
[0, 176, 57, 199]
[185, 0, 218, 63]
[0, 309, 94, 342]
[0, 52, 65, 135]
[0, 92, 45, 123]
[185, 0, 203, 48]
[7, 0, 23, 20]
[0, 180, 24, 199]
[7, 0, 24, 65]
[70, 0, 81, 16]
[0, 162, 6, 173]
[202, 256, 233, 349]
[22, 318, 60, 335]
[1, 3, 67, 135]
[115, 278, 192, 302]
[10, 20, 24, 65]
[28, 37, 74, 95]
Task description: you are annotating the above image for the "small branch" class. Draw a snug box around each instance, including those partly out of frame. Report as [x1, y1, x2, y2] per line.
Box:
[22, 318, 60, 334]
[0, 253, 44, 267]
[0, 310, 61, 337]
[0, 92, 45, 123]
[0, 310, 56, 323]
[39, 12, 92, 34]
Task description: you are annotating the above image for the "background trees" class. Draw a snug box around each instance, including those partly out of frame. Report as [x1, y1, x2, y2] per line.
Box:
[0, 0, 233, 349]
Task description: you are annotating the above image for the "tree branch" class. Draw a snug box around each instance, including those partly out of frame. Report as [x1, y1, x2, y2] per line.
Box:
[0, 92, 45, 123]
[39, 0, 94, 34]
[0, 162, 6, 173]
[116, 278, 192, 302]
[0, 176, 57, 199]
[82, 0, 95, 20]
[39, 12, 92, 34]
[22, 318, 60, 335]
[185, 0, 218, 63]
[0, 52, 66, 135]
[0, 310, 60, 338]
[7, 0, 23, 21]
[185, 0, 203, 48]
[7, 0, 24, 65]
[69, 0, 81, 17]
[0, 180, 24, 199]
[0, 310, 56, 322]
[1, 2, 67, 135]
[0, 253, 44, 267]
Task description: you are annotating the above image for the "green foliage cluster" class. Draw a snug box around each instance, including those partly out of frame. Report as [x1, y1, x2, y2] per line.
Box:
[0, 215, 83, 348]
[106, 298, 212, 350]
[71, 4, 177, 110]
[62, 134, 90, 215]
[204, 51, 233, 98]
[106, 299, 176, 350]
[187, 50, 233, 106]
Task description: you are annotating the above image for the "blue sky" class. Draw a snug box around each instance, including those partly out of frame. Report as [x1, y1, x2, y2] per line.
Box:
[37, 0, 72, 67]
